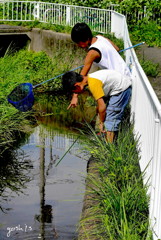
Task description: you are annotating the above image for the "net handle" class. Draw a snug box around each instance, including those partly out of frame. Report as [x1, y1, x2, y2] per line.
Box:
[33, 42, 144, 89]
[33, 65, 84, 89]
[118, 42, 145, 53]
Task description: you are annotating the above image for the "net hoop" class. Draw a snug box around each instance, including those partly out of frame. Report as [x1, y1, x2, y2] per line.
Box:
[7, 83, 34, 112]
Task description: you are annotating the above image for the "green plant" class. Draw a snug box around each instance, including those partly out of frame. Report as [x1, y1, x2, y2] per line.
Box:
[0, 39, 86, 152]
[130, 19, 161, 47]
[0, 50, 55, 150]
[78, 120, 149, 240]
[140, 59, 159, 77]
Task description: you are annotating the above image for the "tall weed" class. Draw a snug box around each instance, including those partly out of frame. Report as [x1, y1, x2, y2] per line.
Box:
[78, 120, 149, 240]
[0, 46, 84, 152]
[140, 59, 159, 77]
[131, 19, 161, 47]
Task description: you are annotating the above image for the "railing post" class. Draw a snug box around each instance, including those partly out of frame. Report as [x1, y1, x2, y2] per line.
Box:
[111, 11, 126, 40]
[33, 2, 40, 20]
[149, 117, 161, 239]
[144, 6, 147, 18]
[66, 6, 71, 25]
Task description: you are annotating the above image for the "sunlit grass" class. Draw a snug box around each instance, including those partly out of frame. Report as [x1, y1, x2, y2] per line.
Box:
[78, 117, 151, 240]
[0, 24, 151, 239]
[0, 43, 85, 153]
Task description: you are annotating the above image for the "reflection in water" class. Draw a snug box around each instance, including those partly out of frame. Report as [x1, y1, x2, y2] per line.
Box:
[39, 135, 46, 239]
[36, 133, 58, 239]
[34, 93, 96, 131]
[0, 147, 32, 212]
[0, 93, 93, 239]
[0, 124, 88, 240]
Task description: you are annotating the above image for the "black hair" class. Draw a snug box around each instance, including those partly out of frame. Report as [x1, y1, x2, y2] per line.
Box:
[71, 22, 93, 43]
[62, 71, 83, 93]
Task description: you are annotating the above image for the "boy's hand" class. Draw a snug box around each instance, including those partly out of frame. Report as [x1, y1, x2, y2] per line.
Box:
[67, 94, 78, 109]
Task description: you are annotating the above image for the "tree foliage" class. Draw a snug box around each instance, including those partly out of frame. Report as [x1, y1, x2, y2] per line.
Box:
[37, 0, 161, 27]
[37, 0, 160, 14]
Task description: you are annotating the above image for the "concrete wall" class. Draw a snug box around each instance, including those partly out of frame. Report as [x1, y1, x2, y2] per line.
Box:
[0, 25, 77, 57]
[27, 28, 76, 58]
[0, 25, 98, 72]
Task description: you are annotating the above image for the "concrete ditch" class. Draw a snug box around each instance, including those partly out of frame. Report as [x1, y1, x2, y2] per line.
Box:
[0, 24, 97, 239]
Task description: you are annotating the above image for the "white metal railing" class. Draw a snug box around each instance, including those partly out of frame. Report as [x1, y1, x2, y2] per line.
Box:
[111, 11, 161, 240]
[0, 2, 161, 239]
[0, 1, 111, 33]
[0, 0, 160, 26]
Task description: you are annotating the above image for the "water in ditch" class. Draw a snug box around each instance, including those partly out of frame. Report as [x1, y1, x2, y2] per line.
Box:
[0, 93, 95, 240]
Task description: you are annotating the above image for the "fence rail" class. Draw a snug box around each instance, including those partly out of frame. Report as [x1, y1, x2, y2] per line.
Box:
[111, 5, 161, 24]
[0, 1, 111, 33]
[0, 0, 160, 26]
[0, 2, 161, 240]
[111, 11, 161, 240]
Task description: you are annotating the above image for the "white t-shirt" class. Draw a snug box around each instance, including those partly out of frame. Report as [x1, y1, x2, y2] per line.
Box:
[89, 35, 131, 77]
[88, 69, 132, 100]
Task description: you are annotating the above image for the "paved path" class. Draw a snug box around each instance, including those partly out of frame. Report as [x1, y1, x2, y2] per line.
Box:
[137, 44, 161, 66]
[136, 44, 161, 102]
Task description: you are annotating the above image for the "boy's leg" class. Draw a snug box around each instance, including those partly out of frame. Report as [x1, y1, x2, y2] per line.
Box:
[106, 131, 115, 143]
[104, 86, 132, 142]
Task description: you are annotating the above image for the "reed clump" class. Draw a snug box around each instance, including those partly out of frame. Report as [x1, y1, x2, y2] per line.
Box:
[78, 120, 151, 240]
[0, 45, 85, 154]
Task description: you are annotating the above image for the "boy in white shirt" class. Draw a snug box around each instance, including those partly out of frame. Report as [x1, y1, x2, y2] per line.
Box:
[62, 69, 132, 143]
[69, 22, 131, 109]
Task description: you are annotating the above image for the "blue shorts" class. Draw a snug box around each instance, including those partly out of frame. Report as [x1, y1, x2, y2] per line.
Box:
[104, 87, 132, 131]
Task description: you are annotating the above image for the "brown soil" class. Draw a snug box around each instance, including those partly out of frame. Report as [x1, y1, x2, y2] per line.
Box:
[135, 44, 161, 102]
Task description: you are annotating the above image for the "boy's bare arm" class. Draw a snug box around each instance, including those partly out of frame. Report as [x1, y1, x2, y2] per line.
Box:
[67, 50, 100, 109]
[67, 93, 78, 109]
[80, 49, 100, 76]
[97, 98, 106, 132]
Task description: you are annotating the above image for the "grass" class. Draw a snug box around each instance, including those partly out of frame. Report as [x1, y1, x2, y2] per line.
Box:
[0, 50, 52, 152]
[130, 19, 161, 47]
[139, 59, 159, 78]
[0, 21, 124, 154]
[78, 116, 151, 240]
[0, 22, 152, 239]
[0, 43, 85, 154]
